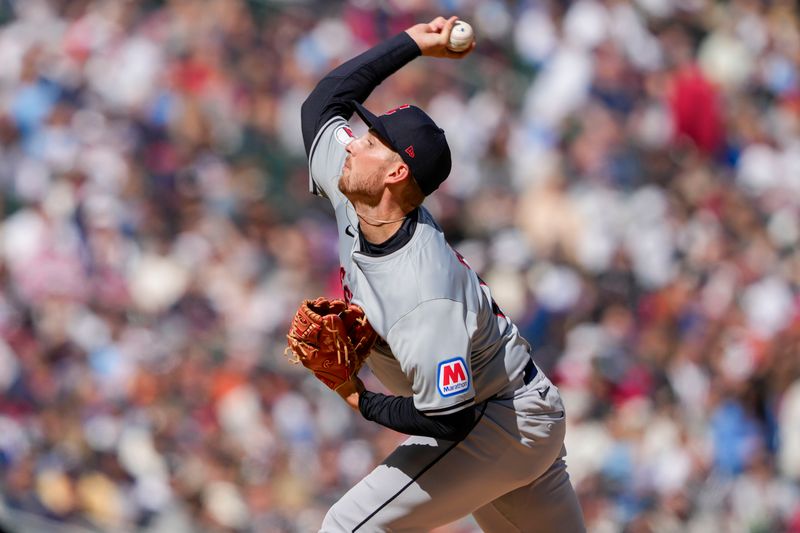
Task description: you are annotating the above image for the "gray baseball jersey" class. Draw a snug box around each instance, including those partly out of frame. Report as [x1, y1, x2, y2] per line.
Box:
[309, 116, 533, 415]
[309, 116, 585, 532]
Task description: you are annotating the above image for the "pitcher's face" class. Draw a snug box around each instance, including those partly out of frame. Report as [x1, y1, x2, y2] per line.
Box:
[339, 130, 398, 205]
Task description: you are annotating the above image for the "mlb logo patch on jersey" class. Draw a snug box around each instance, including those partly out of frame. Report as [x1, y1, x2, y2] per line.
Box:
[334, 125, 355, 145]
[437, 357, 470, 397]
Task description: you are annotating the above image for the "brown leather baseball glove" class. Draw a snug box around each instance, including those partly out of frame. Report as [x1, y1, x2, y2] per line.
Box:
[285, 297, 377, 397]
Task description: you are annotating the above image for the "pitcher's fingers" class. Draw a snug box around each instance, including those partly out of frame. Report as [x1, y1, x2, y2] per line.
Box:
[440, 16, 459, 45]
[428, 16, 448, 32]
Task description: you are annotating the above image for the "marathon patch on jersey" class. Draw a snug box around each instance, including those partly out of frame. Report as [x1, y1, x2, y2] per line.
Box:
[334, 125, 355, 145]
[437, 357, 470, 397]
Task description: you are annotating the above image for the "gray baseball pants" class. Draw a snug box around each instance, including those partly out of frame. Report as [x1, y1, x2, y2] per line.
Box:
[320, 375, 586, 532]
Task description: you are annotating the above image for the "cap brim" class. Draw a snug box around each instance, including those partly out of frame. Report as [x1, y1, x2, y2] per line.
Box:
[351, 101, 397, 152]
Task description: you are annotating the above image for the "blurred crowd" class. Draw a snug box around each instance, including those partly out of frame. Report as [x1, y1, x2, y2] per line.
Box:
[0, 0, 798, 531]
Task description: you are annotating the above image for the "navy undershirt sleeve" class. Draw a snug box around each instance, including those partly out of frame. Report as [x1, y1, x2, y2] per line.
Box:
[359, 390, 475, 441]
[301, 32, 421, 156]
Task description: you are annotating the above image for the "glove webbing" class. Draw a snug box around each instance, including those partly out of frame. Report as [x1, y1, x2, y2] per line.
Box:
[284, 319, 355, 367]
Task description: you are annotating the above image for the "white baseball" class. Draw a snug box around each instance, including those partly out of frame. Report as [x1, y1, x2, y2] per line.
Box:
[447, 20, 474, 52]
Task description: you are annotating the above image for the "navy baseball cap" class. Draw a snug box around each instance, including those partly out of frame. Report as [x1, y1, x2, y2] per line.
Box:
[351, 101, 451, 196]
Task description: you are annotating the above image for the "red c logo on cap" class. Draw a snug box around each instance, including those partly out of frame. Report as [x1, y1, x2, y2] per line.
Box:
[405, 146, 415, 158]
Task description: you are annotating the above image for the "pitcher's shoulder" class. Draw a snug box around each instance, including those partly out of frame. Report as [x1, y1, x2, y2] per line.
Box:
[409, 219, 472, 302]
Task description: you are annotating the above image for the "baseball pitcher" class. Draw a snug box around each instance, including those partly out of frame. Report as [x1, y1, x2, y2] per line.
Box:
[297, 15, 586, 532]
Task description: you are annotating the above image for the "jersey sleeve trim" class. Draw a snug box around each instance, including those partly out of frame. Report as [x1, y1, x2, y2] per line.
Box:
[418, 398, 475, 417]
[307, 115, 346, 197]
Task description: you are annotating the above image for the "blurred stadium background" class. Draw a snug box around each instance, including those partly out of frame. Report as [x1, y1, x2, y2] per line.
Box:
[0, 0, 798, 531]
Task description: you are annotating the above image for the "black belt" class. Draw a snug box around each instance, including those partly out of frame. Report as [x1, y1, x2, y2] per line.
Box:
[522, 358, 538, 385]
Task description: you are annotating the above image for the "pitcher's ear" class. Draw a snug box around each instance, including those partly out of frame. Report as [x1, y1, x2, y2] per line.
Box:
[385, 160, 410, 185]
